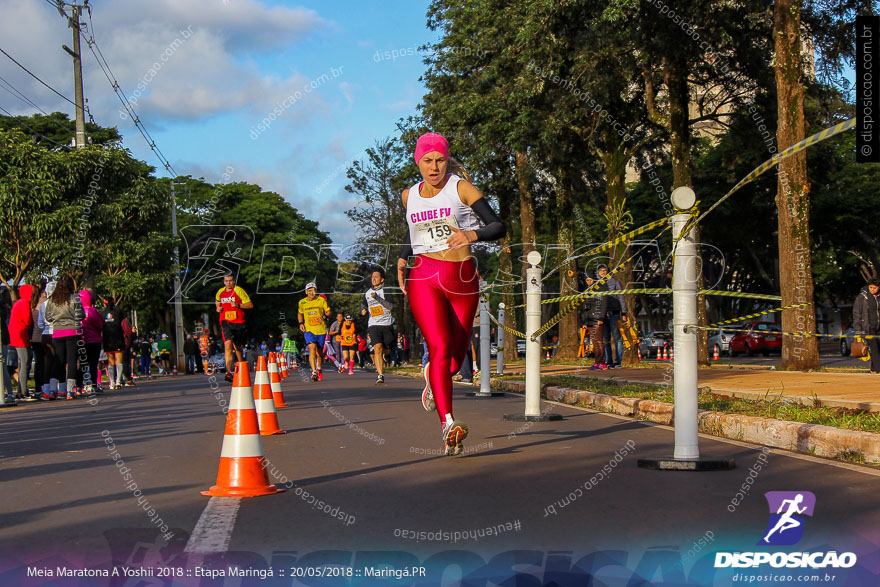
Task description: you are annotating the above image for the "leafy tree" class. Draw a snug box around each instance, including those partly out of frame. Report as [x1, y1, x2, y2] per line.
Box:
[0, 129, 68, 294]
[0, 111, 122, 148]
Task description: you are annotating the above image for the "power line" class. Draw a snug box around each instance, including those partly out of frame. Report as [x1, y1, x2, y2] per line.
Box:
[0, 104, 71, 148]
[79, 10, 178, 176]
[0, 74, 79, 141]
[0, 46, 81, 112]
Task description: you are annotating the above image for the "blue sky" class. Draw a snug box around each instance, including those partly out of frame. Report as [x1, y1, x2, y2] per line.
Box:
[0, 0, 439, 244]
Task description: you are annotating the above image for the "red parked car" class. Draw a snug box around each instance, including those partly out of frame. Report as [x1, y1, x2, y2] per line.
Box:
[728, 322, 782, 357]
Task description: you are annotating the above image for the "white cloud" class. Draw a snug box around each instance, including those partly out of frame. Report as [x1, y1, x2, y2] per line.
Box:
[0, 0, 330, 125]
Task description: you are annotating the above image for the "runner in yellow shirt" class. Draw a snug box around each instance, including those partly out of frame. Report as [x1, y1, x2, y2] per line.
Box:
[298, 282, 331, 381]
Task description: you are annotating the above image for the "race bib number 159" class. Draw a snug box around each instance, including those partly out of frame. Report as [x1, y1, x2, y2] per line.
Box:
[416, 217, 459, 249]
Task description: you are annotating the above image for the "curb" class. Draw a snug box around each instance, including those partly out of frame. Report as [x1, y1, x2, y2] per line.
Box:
[485, 378, 880, 465]
[390, 369, 880, 465]
[488, 366, 880, 413]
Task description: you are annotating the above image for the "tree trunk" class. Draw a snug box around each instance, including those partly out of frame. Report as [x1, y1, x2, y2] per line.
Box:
[515, 150, 537, 352]
[774, 0, 819, 370]
[665, 55, 710, 363]
[516, 150, 537, 276]
[601, 142, 638, 365]
[499, 234, 518, 366]
[556, 169, 578, 359]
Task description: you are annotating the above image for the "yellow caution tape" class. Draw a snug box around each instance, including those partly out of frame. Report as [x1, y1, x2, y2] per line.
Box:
[681, 118, 856, 236]
[700, 290, 782, 301]
[530, 224, 672, 341]
[684, 324, 876, 340]
[708, 302, 813, 328]
[508, 288, 781, 310]
[488, 311, 526, 339]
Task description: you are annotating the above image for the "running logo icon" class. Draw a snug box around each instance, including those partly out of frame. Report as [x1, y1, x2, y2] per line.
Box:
[759, 491, 816, 546]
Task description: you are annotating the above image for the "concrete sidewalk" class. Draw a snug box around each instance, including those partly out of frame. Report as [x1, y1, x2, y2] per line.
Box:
[499, 363, 880, 412]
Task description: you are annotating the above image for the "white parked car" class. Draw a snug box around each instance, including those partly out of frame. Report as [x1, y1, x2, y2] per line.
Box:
[708, 326, 741, 356]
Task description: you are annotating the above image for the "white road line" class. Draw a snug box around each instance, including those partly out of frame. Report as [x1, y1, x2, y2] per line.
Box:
[184, 497, 241, 553]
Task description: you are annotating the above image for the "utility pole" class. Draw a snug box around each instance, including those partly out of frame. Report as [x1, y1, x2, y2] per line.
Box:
[171, 180, 186, 374]
[59, 0, 87, 148]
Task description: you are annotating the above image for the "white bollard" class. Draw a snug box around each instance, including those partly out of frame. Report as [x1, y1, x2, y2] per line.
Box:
[503, 250, 562, 423]
[671, 211, 699, 459]
[525, 251, 543, 417]
[638, 187, 733, 470]
[478, 280, 492, 395]
[496, 303, 505, 375]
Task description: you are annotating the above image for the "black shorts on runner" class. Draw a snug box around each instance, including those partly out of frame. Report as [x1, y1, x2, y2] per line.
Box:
[367, 325, 395, 348]
[341, 344, 357, 352]
[221, 321, 247, 346]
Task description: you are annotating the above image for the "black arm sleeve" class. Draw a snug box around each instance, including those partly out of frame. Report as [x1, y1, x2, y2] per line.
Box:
[398, 243, 413, 262]
[470, 198, 506, 242]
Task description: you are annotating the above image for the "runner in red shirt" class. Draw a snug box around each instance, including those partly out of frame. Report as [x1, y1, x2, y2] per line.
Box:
[215, 274, 253, 382]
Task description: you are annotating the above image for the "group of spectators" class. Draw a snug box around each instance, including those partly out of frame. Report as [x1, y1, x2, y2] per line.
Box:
[0, 275, 175, 403]
[580, 264, 628, 370]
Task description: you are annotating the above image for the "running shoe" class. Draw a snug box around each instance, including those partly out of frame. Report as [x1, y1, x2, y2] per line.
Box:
[348, 368, 354, 375]
[421, 362, 435, 411]
[587, 363, 608, 371]
[224, 371, 234, 382]
[317, 370, 324, 381]
[375, 374, 385, 385]
[311, 370, 318, 382]
[124, 381, 135, 387]
[442, 420, 468, 457]
[65, 393, 75, 400]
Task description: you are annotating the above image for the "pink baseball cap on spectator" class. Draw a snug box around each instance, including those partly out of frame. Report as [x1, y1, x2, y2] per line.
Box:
[414, 132, 449, 163]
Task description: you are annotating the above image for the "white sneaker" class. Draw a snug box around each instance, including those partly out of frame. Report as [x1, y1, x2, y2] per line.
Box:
[421, 362, 434, 411]
[442, 420, 468, 457]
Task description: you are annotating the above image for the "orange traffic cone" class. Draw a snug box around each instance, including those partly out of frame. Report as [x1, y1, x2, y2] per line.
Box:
[669, 346, 674, 361]
[637, 347, 642, 362]
[254, 356, 285, 435]
[268, 354, 289, 408]
[661, 347, 668, 361]
[173, 364, 178, 376]
[201, 362, 284, 497]
[712, 345, 720, 361]
[275, 353, 283, 378]
[280, 354, 289, 378]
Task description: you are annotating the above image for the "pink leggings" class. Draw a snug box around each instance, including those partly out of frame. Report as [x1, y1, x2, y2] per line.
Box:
[407, 255, 479, 422]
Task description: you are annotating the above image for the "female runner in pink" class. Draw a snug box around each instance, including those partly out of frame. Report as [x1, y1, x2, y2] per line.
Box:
[396, 132, 505, 456]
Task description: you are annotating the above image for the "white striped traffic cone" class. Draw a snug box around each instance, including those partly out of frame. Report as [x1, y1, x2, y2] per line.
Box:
[268, 354, 289, 408]
[253, 356, 285, 435]
[201, 362, 284, 497]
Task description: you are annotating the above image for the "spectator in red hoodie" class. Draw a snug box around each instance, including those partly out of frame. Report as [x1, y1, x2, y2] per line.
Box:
[78, 290, 104, 394]
[9, 283, 37, 400]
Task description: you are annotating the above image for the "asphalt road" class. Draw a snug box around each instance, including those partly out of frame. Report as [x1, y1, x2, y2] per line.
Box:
[1, 369, 879, 586]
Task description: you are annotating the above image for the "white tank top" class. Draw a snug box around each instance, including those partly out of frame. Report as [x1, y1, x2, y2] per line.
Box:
[406, 174, 480, 254]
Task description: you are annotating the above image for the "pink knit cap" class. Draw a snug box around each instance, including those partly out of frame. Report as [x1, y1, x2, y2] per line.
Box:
[413, 132, 449, 163]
